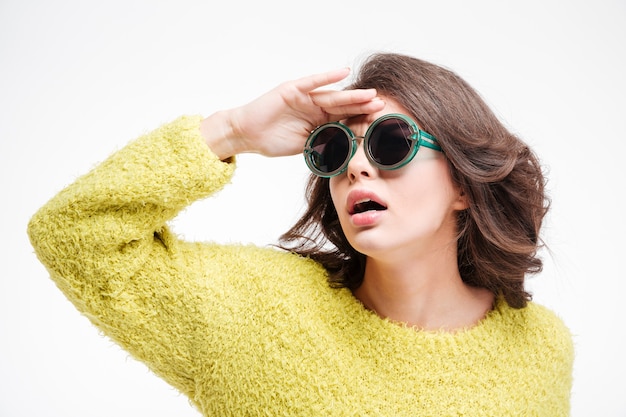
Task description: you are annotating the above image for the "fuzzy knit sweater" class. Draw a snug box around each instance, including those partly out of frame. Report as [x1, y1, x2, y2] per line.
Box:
[28, 116, 574, 416]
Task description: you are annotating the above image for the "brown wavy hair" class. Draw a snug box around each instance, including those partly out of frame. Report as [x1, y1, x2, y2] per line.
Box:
[279, 52, 549, 309]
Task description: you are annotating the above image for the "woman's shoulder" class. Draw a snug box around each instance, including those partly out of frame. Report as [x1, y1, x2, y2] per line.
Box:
[506, 300, 570, 333]
[490, 298, 574, 356]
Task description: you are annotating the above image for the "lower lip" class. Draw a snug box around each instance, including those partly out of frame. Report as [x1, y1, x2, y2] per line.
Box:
[351, 210, 385, 227]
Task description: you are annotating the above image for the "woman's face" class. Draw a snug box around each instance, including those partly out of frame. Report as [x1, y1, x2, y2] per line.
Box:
[329, 98, 467, 263]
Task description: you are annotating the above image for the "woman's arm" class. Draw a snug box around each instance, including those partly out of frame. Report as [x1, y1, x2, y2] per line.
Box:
[27, 115, 233, 396]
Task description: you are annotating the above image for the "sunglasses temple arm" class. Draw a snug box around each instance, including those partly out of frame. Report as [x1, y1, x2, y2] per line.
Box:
[417, 131, 443, 152]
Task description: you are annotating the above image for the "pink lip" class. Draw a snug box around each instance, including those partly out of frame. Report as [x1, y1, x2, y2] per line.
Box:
[346, 189, 387, 214]
[351, 210, 384, 227]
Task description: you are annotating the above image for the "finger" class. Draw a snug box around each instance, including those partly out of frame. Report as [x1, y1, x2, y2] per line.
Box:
[309, 88, 378, 108]
[322, 98, 387, 120]
[293, 68, 351, 93]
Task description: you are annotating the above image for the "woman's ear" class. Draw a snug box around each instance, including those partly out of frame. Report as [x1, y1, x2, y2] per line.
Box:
[453, 188, 469, 211]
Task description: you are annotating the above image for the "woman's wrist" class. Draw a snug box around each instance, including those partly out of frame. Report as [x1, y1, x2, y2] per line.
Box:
[200, 110, 241, 161]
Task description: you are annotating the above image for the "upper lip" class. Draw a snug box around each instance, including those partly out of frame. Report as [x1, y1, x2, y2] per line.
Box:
[346, 189, 388, 215]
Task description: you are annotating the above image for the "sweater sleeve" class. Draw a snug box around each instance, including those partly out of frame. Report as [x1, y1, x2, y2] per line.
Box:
[27, 115, 236, 398]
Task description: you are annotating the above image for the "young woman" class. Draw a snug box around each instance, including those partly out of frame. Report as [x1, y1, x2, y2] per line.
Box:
[28, 53, 573, 416]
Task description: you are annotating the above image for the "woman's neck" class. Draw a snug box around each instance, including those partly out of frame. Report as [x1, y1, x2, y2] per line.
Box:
[353, 250, 494, 332]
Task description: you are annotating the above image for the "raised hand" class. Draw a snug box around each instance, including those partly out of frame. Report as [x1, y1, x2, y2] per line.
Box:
[201, 68, 385, 160]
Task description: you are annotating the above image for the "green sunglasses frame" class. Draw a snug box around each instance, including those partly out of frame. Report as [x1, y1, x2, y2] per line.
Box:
[303, 113, 442, 178]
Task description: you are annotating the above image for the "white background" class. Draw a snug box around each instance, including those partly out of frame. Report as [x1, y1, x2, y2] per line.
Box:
[1, 0, 624, 415]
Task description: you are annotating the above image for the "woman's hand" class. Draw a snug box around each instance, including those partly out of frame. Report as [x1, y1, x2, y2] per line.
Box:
[200, 68, 385, 160]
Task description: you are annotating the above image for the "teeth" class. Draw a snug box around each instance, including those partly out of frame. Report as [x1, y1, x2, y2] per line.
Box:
[353, 199, 386, 214]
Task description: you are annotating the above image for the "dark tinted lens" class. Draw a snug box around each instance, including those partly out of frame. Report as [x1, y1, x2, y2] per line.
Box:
[368, 118, 413, 166]
[309, 126, 350, 173]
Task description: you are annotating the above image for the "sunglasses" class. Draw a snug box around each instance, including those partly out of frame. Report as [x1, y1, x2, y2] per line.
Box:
[303, 113, 442, 178]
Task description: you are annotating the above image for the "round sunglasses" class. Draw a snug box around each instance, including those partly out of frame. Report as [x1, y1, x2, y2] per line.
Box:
[303, 113, 442, 178]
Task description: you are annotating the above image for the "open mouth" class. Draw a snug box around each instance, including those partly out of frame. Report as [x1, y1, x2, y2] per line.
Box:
[351, 199, 388, 215]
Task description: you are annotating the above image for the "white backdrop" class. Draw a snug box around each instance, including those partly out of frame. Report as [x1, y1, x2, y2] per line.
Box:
[1, 0, 624, 416]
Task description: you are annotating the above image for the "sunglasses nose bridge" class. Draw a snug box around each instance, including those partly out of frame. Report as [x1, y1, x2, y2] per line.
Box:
[346, 135, 366, 163]
[345, 135, 378, 177]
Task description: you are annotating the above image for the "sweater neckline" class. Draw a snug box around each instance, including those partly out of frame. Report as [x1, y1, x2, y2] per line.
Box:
[341, 289, 511, 341]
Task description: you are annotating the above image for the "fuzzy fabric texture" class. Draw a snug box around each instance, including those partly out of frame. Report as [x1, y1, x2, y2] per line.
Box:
[28, 116, 574, 416]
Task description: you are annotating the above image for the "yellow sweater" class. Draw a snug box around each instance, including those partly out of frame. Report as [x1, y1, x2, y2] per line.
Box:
[28, 116, 574, 416]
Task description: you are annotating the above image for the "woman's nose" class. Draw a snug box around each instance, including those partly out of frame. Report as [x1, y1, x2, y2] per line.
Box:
[346, 139, 378, 182]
